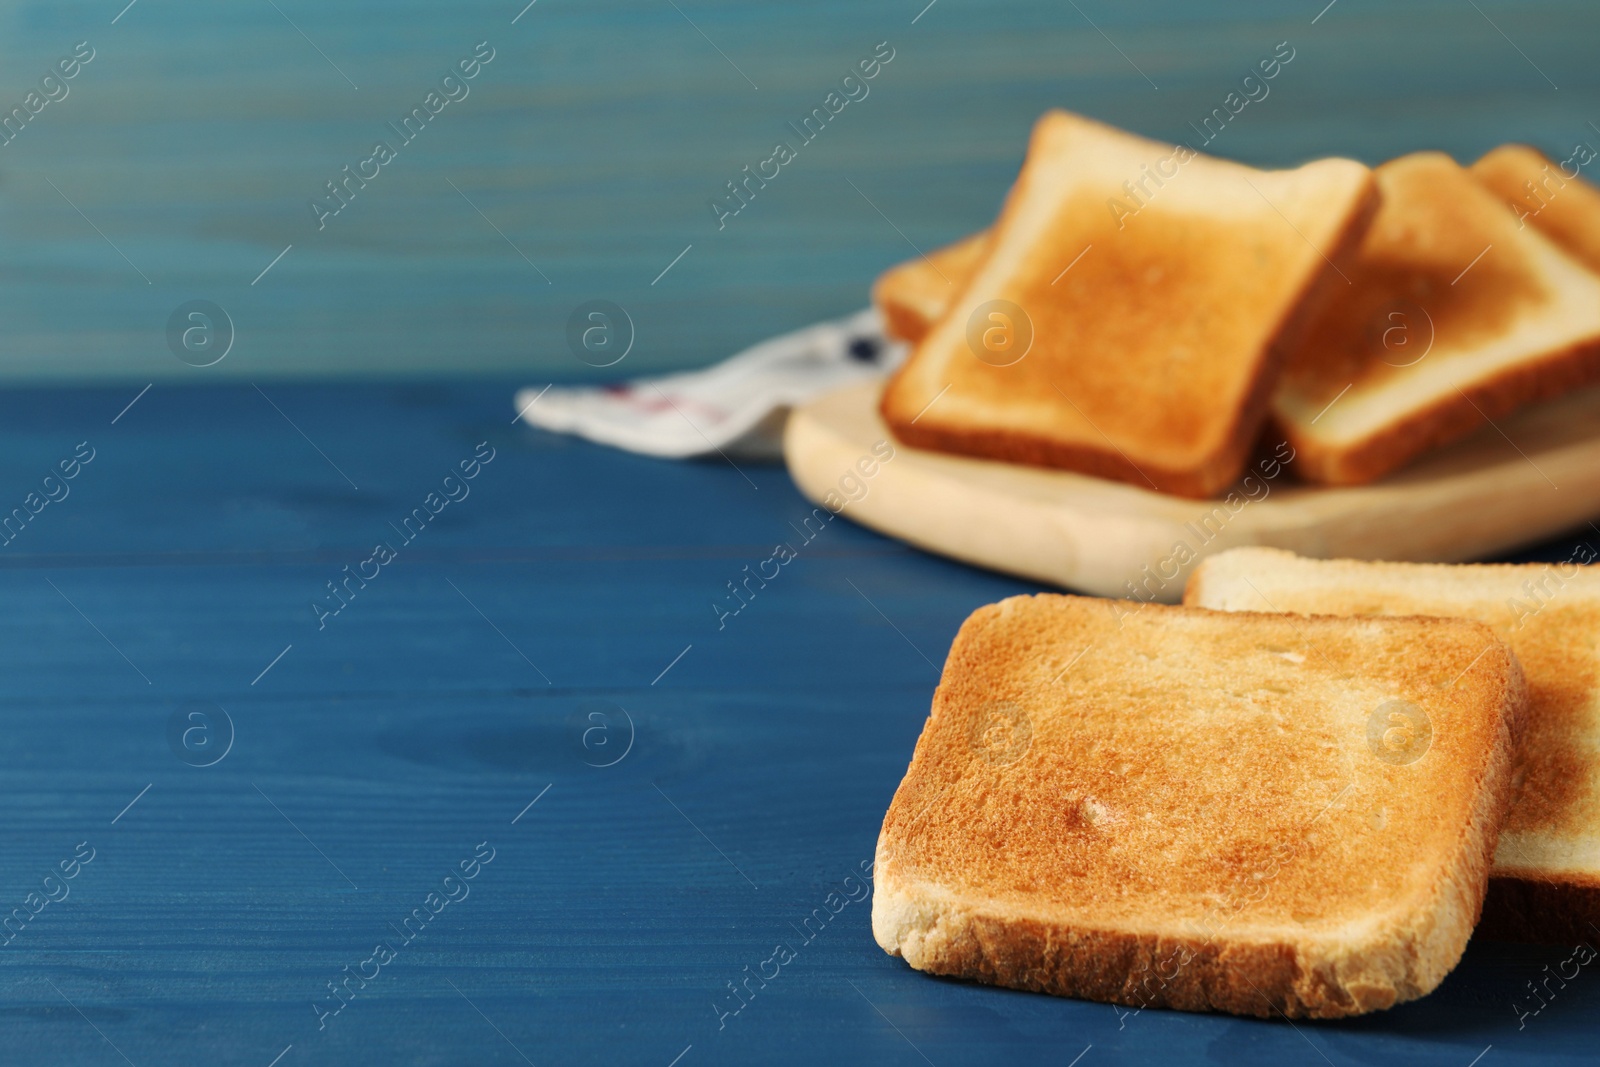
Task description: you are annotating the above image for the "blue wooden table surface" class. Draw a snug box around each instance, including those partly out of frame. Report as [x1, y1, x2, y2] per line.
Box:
[0, 378, 1584, 1067]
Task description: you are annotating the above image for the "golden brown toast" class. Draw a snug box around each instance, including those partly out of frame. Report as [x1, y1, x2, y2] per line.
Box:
[873, 230, 991, 343]
[1472, 143, 1600, 274]
[880, 110, 1377, 500]
[1272, 152, 1600, 486]
[1186, 546, 1600, 944]
[872, 594, 1526, 1018]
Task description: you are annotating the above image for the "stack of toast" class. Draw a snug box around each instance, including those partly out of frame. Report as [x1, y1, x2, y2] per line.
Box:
[872, 548, 1598, 1018]
[875, 111, 1600, 497]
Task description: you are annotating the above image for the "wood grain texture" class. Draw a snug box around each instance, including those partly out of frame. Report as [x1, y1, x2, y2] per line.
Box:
[1, 1, 1599, 380]
[0, 379, 1582, 1064]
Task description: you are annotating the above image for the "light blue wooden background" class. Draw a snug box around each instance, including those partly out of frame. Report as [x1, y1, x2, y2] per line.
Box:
[0, 0, 1596, 381]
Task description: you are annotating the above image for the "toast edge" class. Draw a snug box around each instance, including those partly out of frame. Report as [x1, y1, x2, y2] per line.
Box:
[870, 612, 1527, 1018]
[1277, 331, 1600, 486]
[1181, 546, 1300, 608]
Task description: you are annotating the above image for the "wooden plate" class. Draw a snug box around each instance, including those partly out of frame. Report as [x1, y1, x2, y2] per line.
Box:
[783, 380, 1600, 601]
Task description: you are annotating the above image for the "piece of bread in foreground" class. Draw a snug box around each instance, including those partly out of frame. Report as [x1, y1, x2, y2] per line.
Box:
[872, 594, 1525, 1018]
[1186, 545, 1600, 943]
[1271, 152, 1600, 486]
[1472, 143, 1600, 275]
[880, 110, 1377, 499]
[874, 230, 991, 343]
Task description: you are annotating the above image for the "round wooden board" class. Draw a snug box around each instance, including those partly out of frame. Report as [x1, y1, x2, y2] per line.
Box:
[783, 380, 1600, 601]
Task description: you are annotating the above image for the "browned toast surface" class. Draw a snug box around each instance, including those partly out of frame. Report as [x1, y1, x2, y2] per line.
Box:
[1272, 152, 1600, 485]
[872, 594, 1525, 1017]
[880, 110, 1376, 499]
[1186, 546, 1600, 943]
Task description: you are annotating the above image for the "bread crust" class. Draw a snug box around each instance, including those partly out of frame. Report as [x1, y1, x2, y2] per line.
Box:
[878, 411, 1228, 499]
[1280, 330, 1600, 485]
[872, 595, 1527, 1017]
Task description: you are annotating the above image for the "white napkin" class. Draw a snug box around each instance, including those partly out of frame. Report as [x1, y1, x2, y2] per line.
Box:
[515, 307, 903, 460]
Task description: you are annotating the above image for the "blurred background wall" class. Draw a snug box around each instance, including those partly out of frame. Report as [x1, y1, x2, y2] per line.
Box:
[0, 0, 1594, 381]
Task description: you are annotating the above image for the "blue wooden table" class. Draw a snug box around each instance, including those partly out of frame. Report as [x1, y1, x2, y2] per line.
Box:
[0, 379, 1586, 1066]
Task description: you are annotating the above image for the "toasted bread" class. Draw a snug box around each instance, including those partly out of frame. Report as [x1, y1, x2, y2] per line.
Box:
[874, 231, 991, 343]
[880, 110, 1377, 499]
[1272, 152, 1600, 486]
[1185, 545, 1600, 943]
[1472, 143, 1600, 275]
[872, 593, 1526, 1017]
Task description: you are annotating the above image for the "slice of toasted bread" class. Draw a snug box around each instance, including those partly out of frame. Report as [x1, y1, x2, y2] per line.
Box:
[880, 110, 1377, 499]
[1472, 143, 1600, 274]
[872, 593, 1525, 1017]
[874, 231, 991, 343]
[1185, 545, 1600, 943]
[1272, 152, 1600, 486]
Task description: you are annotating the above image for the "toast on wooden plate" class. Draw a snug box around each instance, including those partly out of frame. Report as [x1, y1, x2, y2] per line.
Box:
[879, 110, 1377, 499]
[1186, 545, 1600, 943]
[872, 594, 1526, 1018]
[874, 231, 991, 344]
[1472, 143, 1600, 274]
[1271, 152, 1600, 486]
